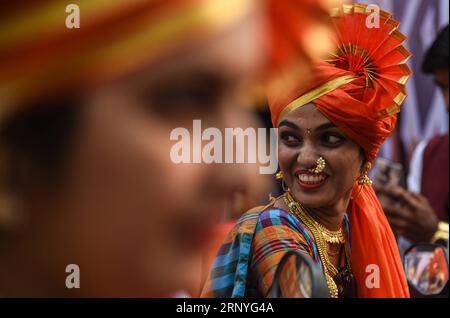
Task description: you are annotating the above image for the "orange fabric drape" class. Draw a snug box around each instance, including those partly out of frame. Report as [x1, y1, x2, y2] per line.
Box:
[349, 185, 410, 297]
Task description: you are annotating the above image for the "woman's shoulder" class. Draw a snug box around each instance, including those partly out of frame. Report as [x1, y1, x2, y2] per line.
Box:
[232, 200, 304, 240]
[248, 195, 302, 224]
[249, 204, 317, 268]
[256, 207, 300, 226]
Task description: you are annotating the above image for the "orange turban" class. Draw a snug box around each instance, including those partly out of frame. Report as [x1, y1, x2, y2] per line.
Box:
[269, 3, 412, 297]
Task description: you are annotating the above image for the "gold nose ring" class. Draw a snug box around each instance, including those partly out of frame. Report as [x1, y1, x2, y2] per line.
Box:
[308, 157, 326, 174]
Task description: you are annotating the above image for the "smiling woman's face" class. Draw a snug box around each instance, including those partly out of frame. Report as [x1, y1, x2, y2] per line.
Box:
[277, 103, 364, 209]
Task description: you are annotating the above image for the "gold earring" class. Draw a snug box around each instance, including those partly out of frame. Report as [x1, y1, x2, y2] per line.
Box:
[275, 171, 284, 180]
[358, 162, 373, 186]
[275, 171, 290, 192]
[308, 157, 326, 174]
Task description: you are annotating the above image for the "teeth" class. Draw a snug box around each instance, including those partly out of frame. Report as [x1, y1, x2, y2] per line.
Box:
[298, 174, 326, 184]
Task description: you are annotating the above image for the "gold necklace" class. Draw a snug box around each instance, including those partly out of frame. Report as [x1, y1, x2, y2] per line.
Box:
[310, 217, 345, 244]
[284, 192, 346, 298]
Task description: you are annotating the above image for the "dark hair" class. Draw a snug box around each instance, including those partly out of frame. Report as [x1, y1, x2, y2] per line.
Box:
[422, 25, 449, 74]
[0, 98, 80, 197]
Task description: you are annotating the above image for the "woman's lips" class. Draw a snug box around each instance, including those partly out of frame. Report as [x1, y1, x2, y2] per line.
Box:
[294, 170, 328, 191]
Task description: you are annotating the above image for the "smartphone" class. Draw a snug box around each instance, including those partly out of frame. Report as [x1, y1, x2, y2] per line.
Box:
[373, 157, 406, 207]
[373, 157, 406, 188]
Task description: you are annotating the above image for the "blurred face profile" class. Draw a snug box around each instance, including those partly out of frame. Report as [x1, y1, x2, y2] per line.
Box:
[0, 7, 265, 297]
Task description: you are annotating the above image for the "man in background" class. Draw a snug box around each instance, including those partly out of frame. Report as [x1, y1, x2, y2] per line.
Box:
[377, 26, 449, 249]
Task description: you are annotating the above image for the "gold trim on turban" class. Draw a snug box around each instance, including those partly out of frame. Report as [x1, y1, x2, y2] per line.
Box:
[277, 74, 356, 125]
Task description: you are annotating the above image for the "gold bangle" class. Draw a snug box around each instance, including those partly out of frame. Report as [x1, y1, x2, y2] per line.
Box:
[431, 221, 449, 244]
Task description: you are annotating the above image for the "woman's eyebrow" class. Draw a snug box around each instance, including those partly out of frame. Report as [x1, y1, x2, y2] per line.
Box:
[279, 121, 336, 131]
[316, 123, 336, 131]
[278, 120, 299, 130]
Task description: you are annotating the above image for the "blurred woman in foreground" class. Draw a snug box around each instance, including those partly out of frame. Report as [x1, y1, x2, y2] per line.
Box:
[0, 0, 337, 297]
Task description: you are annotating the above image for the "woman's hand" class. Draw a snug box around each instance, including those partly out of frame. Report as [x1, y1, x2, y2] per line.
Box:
[375, 185, 439, 243]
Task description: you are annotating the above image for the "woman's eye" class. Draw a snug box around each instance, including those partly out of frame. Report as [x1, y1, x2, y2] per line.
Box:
[141, 74, 224, 117]
[280, 132, 300, 145]
[322, 133, 343, 144]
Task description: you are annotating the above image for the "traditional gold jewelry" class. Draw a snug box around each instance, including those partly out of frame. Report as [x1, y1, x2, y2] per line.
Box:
[313, 221, 345, 244]
[284, 192, 349, 298]
[431, 221, 449, 244]
[284, 193, 338, 297]
[275, 171, 284, 180]
[357, 162, 373, 186]
[308, 157, 326, 174]
[275, 171, 289, 191]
